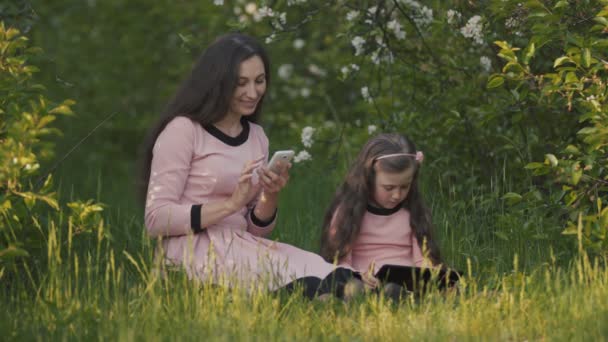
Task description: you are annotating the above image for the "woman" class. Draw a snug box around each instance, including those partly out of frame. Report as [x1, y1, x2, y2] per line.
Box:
[139, 33, 360, 299]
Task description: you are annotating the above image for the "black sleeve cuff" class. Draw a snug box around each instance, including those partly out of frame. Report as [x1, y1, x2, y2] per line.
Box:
[250, 206, 277, 227]
[190, 204, 204, 233]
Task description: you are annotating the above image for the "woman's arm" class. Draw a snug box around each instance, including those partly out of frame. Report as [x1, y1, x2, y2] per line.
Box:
[145, 117, 199, 237]
[145, 117, 262, 237]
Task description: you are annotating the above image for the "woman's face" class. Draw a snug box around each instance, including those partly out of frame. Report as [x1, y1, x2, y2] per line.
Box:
[227, 55, 267, 118]
[371, 165, 415, 209]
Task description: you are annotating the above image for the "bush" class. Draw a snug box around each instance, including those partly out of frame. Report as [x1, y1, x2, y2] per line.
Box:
[0, 22, 105, 279]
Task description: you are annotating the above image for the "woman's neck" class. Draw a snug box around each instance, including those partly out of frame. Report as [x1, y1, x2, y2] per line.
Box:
[214, 113, 242, 137]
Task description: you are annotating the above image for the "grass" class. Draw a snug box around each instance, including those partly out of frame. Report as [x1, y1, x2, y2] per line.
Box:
[2, 161, 607, 340]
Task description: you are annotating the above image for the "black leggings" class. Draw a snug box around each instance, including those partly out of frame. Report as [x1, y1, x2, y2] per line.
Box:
[280, 267, 360, 299]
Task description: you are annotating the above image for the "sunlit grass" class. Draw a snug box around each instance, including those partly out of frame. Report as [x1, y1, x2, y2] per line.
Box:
[3, 162, 605, 340]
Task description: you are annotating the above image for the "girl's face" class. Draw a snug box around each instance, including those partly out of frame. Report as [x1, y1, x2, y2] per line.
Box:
[227, 55, 267, 118]
[371, 166, 415, 209]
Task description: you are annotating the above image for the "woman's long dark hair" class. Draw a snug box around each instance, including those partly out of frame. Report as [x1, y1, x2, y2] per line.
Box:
[137, 33, 270, 204]
[320, 133, 441, 265]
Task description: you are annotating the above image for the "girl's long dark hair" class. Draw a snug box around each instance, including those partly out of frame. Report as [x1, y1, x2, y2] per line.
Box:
[137, 33, 270, 204]
[320, 133, 441, 265]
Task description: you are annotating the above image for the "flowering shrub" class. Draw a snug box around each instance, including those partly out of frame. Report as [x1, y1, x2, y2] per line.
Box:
[208, 0, 607, 255]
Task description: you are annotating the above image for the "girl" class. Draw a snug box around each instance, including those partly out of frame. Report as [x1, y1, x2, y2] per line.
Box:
[139, 33, 360, 300]
[320, 133, 442, 298]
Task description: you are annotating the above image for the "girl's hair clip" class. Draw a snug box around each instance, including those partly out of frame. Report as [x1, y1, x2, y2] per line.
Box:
[375, 151, 424, 163]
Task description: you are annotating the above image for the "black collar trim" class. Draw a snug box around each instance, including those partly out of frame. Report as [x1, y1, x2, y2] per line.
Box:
[204, 117, 250, 146]
[366, 203, 402, 216]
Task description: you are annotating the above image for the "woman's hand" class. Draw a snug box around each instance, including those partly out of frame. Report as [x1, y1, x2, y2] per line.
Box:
[227, 157, 264, 212]
[361, 272, 380, 290]
[256, 160, 291, 194]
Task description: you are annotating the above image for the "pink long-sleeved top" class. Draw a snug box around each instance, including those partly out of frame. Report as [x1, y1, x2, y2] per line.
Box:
[332, 205, 426, 275]
[145, 117, 336, 289]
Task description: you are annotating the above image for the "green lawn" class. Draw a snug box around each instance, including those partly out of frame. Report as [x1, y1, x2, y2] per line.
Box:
[2, 170, 607, 341]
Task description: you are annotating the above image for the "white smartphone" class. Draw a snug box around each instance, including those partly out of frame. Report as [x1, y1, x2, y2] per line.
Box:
[267, 150, 295, 172]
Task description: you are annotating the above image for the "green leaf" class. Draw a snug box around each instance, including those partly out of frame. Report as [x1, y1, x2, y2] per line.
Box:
[554, 56, 572, 68]
[545, 154, 559, 167]
[494, 41, 511, 50]
[524, 42, 536, 64]
[564, 145, 580, 154]
[48, 104, 73, 115]
[39, 195, 59, 211]
[564, 72, 579, 84]
[487, 75, 504, 89]
[582, 48, 591, 68]
[494, 231, 509, 241]
[502, 192, 523, 205]
[554, 0, 569, 8]
[524, 162, 544, 169]
[578, 127, 598, 135]
[529, 12, 548, 18]
[571, 168, 583, 185]
[593, 17, 608, 26]
[0, 246, 29, 260]
[561, 224, 578, 235]
[37, 115, 56, 129]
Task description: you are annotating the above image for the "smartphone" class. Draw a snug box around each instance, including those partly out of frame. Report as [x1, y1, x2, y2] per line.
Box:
[267, 150, 295, 172]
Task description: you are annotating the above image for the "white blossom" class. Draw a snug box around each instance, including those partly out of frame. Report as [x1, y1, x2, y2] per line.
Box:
[447, 9, 461, 24]
[287, 0, 307, 5]
[460, 15, 484, 45]
[278, 64, 293, 80]
[361, 86, 372, 103]
[480, 56, 492, 72]
[301, 126, 315, 147]
[213, 0, 224, 5]
[293, 150, 312, 163]
[279, 12, 287, 24]
[308, 64, 327, 77]
[370, 50, 381, 65]
[341, 64, 360, 78]
[414, 6, 433, 27]
[505, 17, 518, 29]
[368, 125, 378, 135]
[258, 6, 274, 18]
[387, 19, 406, 40]
[341, 66, 350, 77]
[293, 38, 305, 50]
[368, 6, 377, 15]
[400, 0, 421, 9]
[265, 33, 276, 44]
[245, 2, 257, 14]
[300, 87, 311, 98]
[351, 36, 365, 56]
[346, 10, 359, 21]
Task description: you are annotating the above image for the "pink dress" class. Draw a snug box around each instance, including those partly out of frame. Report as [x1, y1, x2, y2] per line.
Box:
[145, 117, 336, 290]
[331, 205, 426, 274]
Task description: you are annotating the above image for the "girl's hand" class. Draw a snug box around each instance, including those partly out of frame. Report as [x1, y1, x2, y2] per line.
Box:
[257, 160, 291, 194]
[227, 157, 264, 212]
[361, 272, 380, 290]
